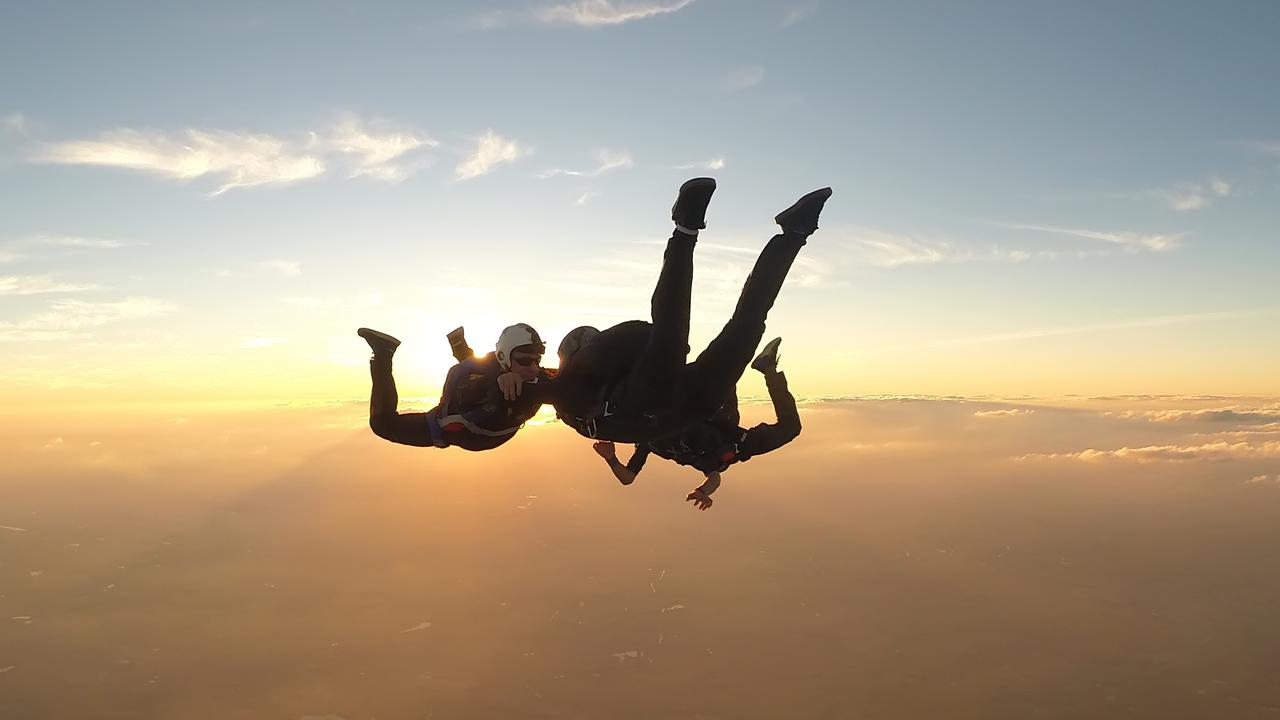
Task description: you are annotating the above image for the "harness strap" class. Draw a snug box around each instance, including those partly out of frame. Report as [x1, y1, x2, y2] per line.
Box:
[436, 412, 522, 438]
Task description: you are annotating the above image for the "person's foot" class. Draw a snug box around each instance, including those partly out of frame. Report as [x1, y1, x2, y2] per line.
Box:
[671, 177, 717, 232]
[447, 326, 474, 361]
[751, 337, 782, 375]
[358, 328, 401, 357]
[775, 187, 833, 237]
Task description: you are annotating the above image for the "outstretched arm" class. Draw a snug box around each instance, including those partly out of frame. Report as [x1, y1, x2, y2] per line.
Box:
[593, 441, 647, 485]
[686, 471, 721, 510]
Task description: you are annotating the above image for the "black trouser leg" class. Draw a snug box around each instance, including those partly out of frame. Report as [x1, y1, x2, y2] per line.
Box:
[614, 231, 696, 413]
[737, 371, 802, 457]
[766, 371, 801, 436]
[369, 356, 398, 418]
[368, 356, 433, 447]
[685, 233, 804, 416]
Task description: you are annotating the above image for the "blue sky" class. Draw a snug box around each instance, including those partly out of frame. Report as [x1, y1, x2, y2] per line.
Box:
[2, 0, 1279, 402]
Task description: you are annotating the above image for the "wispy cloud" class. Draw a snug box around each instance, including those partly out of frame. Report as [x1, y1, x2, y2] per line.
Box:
[32, 235, 127, 249]
[455, 130, 529, 180]
[1247, 474, 1280, 486]
[538, 149, 632, 178]
[575, 191, 600, 206]
[0, 274, 98, 296]
[674, 156, 725, 171]
[920, 308, 1280, 350]
[1146, 176, 1231, 212]
[842, 228, 955, 267]
[0, 297, 177, 341]
[312, 117, 436, 182]
[260, 261, 301, 277]
[996, 222, 1181, 252]
[725, 65, 765, 92]
[838, 227, 1029, 267]
[30, 117, 436, 195]
[33, 128, 326, 196]
[1018, 440, 1280, 463]
[0, 235, 131, 264]
[974, 408, 1035, 418]
[533, 0, 695, 27]
[780, 4, 818, 28]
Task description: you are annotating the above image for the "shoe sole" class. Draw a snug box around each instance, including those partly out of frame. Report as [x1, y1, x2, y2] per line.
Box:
[752, 337, 782, 371]
[774, 187, 833, 228]
[357, 328, 402, 349]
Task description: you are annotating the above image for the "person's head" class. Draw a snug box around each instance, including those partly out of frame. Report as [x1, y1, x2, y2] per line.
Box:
[557, 325, 600, 368]
[496, 323, 545, 381]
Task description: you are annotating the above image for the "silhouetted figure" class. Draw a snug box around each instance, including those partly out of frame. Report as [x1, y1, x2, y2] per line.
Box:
[553, 179, 830, 447]
[590, 337, 802, 510]
[360, 324, 551, 451]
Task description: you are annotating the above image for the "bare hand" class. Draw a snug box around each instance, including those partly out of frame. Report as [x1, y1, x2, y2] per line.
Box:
[686, 489, 714, 511]
[593, 441, 617, 460]
[497, 371, 523, 401]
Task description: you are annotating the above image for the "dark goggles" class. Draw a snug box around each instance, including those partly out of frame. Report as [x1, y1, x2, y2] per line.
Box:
[511, 354, 542, 367]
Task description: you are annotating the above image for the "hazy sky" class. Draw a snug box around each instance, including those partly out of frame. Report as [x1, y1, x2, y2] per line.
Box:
[2, 0, 1280, 406]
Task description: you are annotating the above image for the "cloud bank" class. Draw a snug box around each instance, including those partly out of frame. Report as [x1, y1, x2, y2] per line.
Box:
[1019, 440, 1280, 463]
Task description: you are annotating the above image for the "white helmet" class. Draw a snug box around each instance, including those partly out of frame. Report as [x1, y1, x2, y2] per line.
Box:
[495, 323, 545, 370]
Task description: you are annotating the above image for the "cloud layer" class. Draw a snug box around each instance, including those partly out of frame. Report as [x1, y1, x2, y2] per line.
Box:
[1019, 440, 1280, 463]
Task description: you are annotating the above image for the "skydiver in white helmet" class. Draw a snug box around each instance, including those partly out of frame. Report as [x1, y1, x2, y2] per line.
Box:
[357, 323, 551, 451]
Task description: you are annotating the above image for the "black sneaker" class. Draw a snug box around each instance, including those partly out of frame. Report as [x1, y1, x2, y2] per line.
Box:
[357, 327, 401, 357]
[446, 326, 474, 361]
[671, 177, 717, 231]
[775, 187, 832, 236]
[751, 337, 782, 374]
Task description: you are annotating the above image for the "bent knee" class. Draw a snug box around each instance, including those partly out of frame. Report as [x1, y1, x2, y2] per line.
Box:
[369, 413, 397, 440]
